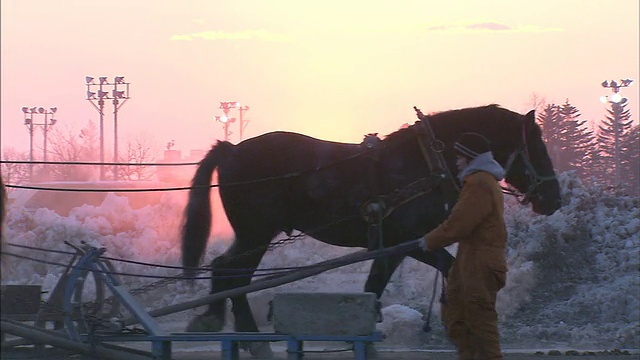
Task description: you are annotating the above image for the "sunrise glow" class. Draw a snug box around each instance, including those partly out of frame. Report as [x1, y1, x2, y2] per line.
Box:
[1, 0, 638, 154]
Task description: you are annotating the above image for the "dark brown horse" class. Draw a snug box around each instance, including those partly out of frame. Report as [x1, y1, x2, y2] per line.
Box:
[181, 105, 561, 352]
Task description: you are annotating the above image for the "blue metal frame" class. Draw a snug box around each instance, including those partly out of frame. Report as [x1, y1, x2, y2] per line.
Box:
[64, 246, 383, 360]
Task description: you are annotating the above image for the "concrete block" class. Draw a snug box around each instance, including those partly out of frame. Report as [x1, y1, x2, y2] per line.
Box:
[0, 285, 42, 315]
[272, 292, 378, 336]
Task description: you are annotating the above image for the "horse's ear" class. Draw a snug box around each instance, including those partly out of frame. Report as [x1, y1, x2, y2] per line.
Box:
[524, 110, 535, 129]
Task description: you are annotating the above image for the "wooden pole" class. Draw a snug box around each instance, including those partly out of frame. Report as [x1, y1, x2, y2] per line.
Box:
[124, 239, 422, 325]
[1, 319, 153, 360]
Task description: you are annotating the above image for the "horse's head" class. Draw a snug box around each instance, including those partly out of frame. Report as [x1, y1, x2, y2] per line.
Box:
[503, 110, 561, 215]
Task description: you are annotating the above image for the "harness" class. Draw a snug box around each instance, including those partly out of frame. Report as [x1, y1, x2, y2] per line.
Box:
[358, 108, 558, 332]
[360, 108, 460, 251]
[501, 121, 558, 205]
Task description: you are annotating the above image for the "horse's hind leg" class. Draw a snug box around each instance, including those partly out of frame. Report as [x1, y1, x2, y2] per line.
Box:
[185, 233, 272, 333]
[189, 227, 276, 356]
[364, 254, 406, 298]
[225, 231, 276, 358]
[185, 252, 235, 332]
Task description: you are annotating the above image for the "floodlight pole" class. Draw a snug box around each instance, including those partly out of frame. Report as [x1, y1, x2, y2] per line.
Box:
[216, 101, 250, 142]
[214, 115, 233, 141]
[22, 107, 58, 181]
[99, 98, 105, 180]
[23, 111, 35, 181]
[86, 76, 130, 181]
[217, 101, 239, 142]
[113, 91, 129, 180]
[601, 79, 633, 188]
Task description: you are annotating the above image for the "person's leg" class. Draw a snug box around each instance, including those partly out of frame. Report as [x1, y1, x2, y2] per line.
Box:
[465, 264, 506, 360]
[443, 269, 474, 360]
[465, 299, 502, 360]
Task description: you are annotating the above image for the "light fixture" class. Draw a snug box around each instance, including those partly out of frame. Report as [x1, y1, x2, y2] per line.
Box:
[112, 90, 125, 98]
[37, 107, 45, 113]
[86, 76, 94, 84]
[50, 107, 57, 113]
[114, 76, 125, 84]
[24, 118, 31, 125]
[600, 96, 608, 103]
[98, 90, 109, 98]
[601, 80, 609, 88]
[220, 101, 238, 109]
[87, 90, 96, 99]
[610, 80, 618, 88]
[99, 76, 108, 84]
[29, 107, 37, 113]
[50, 119, 57, 125]
[610, 93, 622, 103]
[22, 106, 29, 113]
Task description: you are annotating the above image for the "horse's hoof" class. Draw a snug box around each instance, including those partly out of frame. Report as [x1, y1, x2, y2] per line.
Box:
[365, 343, 378, 358]
[249, 341, 273, 359]
[185, 314, 224, 332]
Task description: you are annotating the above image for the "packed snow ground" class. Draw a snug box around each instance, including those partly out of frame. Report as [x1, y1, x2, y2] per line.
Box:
[1, 172, 638, 350]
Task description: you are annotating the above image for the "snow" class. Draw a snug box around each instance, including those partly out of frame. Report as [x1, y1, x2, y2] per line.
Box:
[1, 172, 638, 350]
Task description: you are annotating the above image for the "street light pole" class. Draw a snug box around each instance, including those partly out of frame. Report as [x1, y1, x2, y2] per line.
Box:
[22, 106, 58, 181]
[217, 101, 238, 142]
[600, 78, 633, 188]
[216, 101, 250, 142]
[86, 76, 130, 180]
[214, 115, 234, 141]
[238, 105, 250, 141]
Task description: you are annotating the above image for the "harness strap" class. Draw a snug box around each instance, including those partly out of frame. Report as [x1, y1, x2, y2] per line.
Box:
[501, 121, 558, 204]
[361, 134, 385, 252]
[414, 107, 460, 211]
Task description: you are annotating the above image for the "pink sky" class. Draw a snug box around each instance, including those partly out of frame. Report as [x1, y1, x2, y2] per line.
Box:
[1, 0, 638, 157]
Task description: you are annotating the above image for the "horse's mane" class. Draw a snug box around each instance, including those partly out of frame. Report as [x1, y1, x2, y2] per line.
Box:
[382, 104, 521, 144]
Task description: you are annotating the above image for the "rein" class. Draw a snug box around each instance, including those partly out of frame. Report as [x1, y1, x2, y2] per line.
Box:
[501, 121, 557, 204]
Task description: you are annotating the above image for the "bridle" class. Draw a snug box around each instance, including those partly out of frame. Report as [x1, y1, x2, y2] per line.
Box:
[502, 121, 557, 205]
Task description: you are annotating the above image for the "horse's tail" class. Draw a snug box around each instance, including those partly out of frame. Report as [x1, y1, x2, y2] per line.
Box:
[181, 141, 233, 278]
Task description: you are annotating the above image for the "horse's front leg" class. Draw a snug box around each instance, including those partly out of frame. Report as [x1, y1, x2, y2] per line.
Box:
[407, 247, 454, 278]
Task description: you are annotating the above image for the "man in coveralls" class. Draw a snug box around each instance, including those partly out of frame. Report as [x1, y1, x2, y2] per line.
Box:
[421, 132, 508, 360]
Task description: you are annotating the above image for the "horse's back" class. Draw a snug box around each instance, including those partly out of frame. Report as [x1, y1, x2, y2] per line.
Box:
[215, 131, 365, 234]
[219, 131, 360, 180]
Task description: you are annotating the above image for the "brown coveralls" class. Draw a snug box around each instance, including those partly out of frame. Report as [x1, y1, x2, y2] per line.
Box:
[425, 171, 507, 360]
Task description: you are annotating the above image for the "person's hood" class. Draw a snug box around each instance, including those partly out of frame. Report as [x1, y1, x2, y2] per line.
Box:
[458, 152, 504, 182]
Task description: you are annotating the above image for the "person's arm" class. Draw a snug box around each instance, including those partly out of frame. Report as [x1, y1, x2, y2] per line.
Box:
[423, 175, 493, 250]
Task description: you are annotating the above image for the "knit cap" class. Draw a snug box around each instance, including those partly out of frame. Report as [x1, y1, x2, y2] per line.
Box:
[454, 132, 491, 160]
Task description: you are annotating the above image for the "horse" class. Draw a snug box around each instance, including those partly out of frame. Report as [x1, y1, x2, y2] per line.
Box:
[180, 104, 561, 354]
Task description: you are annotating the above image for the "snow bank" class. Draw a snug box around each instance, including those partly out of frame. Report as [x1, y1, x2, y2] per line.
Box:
[2, 172, 638, 349]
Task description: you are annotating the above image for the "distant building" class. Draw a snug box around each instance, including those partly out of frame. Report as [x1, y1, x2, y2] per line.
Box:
[157, 149, 207, 184]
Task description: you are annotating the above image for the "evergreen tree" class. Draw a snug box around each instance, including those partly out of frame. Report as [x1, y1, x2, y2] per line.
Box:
[556, 100, 596, 180]
[620, 124, 639, 196]
[537, 101, 595, 180]
[537, 104, 563, 171]
[596, 99, 634, 188]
